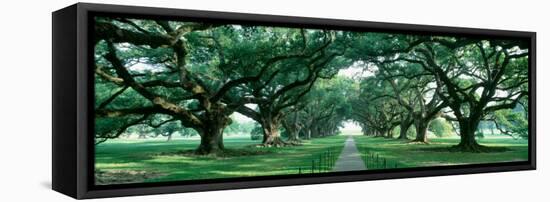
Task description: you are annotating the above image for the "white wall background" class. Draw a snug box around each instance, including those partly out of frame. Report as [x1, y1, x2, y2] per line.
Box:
[0, 0, 546, 201]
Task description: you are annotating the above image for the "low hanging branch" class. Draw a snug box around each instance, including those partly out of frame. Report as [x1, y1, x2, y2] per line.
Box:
[102, 41, 204, 128]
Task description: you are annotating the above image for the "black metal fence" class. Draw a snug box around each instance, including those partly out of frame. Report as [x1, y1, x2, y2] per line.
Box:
[362, 151, 400, 169]
[297, 146, 339, 174]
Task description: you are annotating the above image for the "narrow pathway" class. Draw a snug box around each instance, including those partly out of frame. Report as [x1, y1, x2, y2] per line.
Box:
[332, 136, 366, 172]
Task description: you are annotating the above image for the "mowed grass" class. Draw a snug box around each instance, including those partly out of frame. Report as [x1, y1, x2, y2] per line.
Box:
[95, 135, 346, 184]
[354, 136, 529, 169]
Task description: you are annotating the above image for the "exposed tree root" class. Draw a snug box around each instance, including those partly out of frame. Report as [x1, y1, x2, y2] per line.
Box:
[257, 137, 302, 147]
[418, 143, 511, 153]
[95, 169, 166, 185]
[449, 142, 510, 153]
[285, 139, 303, 146]
[161, 148, 273, 158]
[194, 148, 225, 156]
[408, 140, 430, 145]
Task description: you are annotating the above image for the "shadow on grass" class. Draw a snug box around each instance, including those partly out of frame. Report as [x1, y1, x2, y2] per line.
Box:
[156, 148, 276, 158]
[95, 169, 167, 185]
[417, 145, 511, 153]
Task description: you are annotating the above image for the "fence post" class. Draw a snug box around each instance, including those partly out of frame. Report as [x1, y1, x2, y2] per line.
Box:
[328, 151, 330, 170]
[326, 151, 329, 171]
[324, 151, 326, 171]
[319, 155, 323, 173]
[332, 148, 335, 167]
[299, 167, 301, 174]
[312, 160, 315, 174]
[366, 152, 369, 168]
[325, 151, 328, 171]
[327, 150, 330, 170]
[328, 150, 331, 169]
[383, 158, 387, 168]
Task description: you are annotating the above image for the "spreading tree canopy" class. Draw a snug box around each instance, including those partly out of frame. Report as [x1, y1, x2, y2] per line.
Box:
[94, 17, 530, 154]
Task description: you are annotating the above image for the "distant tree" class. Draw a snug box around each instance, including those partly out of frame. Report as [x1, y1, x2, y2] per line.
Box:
[236, 31, 351, 146]
[351, 77, 400, 137]
[491, 106, 528, 139]
[94, 18, 340, 154]
[429, 118, 453, 137]
[402, 38, 528, 151]
[250, 124, 263, 140]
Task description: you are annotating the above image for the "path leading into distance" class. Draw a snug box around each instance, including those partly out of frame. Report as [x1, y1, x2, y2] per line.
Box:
[332, 136, 367, 172]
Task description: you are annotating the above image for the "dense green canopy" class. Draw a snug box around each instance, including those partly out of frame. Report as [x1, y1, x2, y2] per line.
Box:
[94, 17, 529, 154]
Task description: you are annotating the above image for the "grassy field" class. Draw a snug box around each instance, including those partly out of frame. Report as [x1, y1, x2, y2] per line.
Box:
[95, 135, 346, 185]
[354, 136, 529, 169]
[95, 134, 528, 185]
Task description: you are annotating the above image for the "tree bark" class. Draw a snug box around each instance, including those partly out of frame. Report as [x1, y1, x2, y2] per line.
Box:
[282, 120, 301, 144]
[195, 126, 224, 155]
[386, 129, 393, 138]
[260, 112, 286, 147]
[376, 129, 385, 137]
[398, 121, 412, 139]
[195, 107, 229, 155]
[413, 120, 429, 143]
[282, 111, 302, 144]
[287, 130, 300, 141]
[453, 118, 484, 152]
[398, 116, 413, 139]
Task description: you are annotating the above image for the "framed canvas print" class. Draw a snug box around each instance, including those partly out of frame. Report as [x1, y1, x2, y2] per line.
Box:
[52, 3, 536, 199]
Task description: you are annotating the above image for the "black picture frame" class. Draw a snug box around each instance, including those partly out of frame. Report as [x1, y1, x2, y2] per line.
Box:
[52, 3, 536, 199]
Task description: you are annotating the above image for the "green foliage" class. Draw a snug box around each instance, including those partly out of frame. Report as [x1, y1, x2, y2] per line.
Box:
[224, 120, 255, 136]
[475, 131, 485, 139]
[429, 118, 454, 137]
[493, 108, 528, 139]
[393, 125, 416, 139]
[250, 124, 263, 140]
[406, 127, 417, 139]
[93, 16, 529, 155]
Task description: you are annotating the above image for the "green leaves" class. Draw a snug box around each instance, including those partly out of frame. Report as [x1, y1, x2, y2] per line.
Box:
[429, 118, 454, 137]
[493, 108, 528, 139]
[93, 16, 529, 148]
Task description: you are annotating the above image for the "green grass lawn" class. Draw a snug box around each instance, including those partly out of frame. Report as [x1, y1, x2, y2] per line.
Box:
[354, 136, 529, 170]
[95, 135, 346, 185]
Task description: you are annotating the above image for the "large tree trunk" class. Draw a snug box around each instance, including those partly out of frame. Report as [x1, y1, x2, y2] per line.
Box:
[287, 130, 300, 142]
[289, 110, 302, 143]
[195, 107, 229, 155]
[195, 126, 224, 155]
[309, 119, 319, 138]
[376, 129, 386, 137]
[303, 118, 312, 139]
[398, 118, 413, 140]
[386, 129, 393, 138]
[260, 112, 286, 147]
[453, 118, 485, 152]
[413, 119, 429, 143]
[282, 120, 301, 144]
